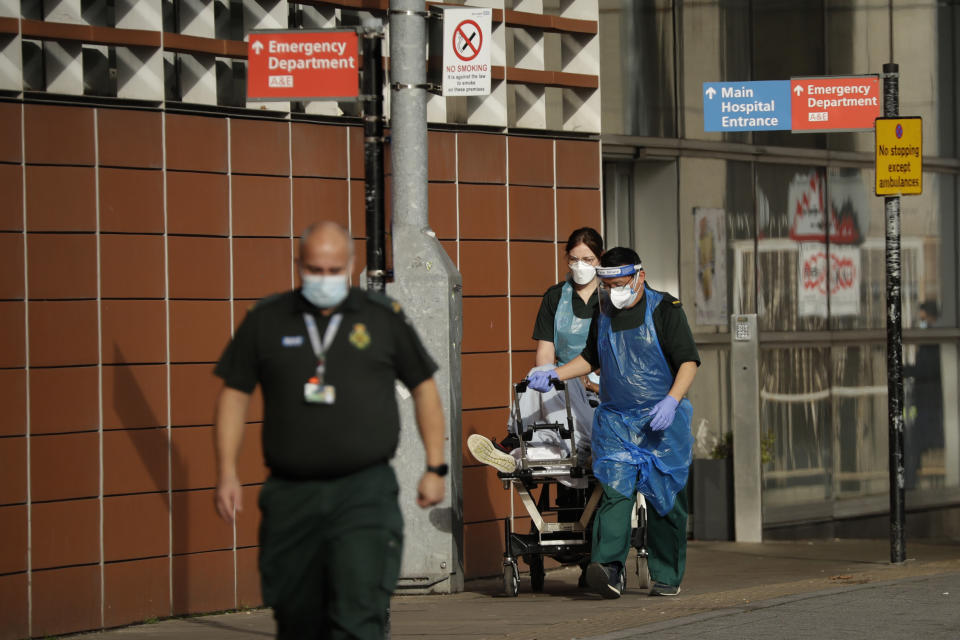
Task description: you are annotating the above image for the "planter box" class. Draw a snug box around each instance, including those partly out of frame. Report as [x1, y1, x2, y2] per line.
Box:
[692, 458, 733, 541]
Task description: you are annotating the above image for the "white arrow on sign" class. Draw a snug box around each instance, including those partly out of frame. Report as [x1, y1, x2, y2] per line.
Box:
[705, 87, 717, 100]
[793, 85, 803, 96]
[252, 40, 264, 54]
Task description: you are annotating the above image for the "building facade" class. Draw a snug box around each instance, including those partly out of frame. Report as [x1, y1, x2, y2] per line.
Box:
[0, 0, 601, 637]
[599, 0, 960, 538]
[3, 0, 959, 638]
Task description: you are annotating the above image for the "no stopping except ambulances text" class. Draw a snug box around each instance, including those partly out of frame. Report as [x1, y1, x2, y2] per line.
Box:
[877, 143, 922, 189]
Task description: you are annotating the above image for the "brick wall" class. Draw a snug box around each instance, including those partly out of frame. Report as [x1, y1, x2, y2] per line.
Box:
[0, 100, 600, 637]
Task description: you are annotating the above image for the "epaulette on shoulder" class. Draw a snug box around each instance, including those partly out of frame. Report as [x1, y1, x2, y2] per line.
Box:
[253, 291, 288, 310]
[657, 291, 681, 309]
[367, 290, 404, 314]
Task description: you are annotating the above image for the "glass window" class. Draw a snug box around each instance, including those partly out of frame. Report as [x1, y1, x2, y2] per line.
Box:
[679, 0, 751, 144]
[826, 167, 885, 330]
[633, 159, 679, 294]
[761, 346, 833, 518]
[832, 344, 889, 499]
[823, 171, 955, 332]
[678, 157, 755, 332]
[899, 172, 956, 329]
[755, 163, 829, 332]
[598, 0, 676, 137]
[824, 0, 889, 154]
[826, 1, 959, 156]
[688, 347, 730, 459]
[891, 0, 958, 158]
[598, 0, 626, 135]
[752, 0, 827, 150]
[903, 341, 956, 493]
[603, 160, 634, 248]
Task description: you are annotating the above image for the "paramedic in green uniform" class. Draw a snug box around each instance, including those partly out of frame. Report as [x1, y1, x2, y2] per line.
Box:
[531, 226, 604, 373]
[213, 222, 447, 639]
[466, 227, 602, 471]
[528, 247, 699, 598]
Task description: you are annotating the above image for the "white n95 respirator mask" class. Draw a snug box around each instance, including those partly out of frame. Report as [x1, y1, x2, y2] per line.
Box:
[570, 260, 597, 285]
[609, 276, 640, 309]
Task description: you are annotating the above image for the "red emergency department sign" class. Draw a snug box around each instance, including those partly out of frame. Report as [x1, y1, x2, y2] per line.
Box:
[790, 75, 880, 132]
[247, 29, 359, 101]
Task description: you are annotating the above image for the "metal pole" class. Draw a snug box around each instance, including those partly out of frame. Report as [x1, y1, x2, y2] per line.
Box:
[390, 0, 429, 228]
[362, 28, 386, 293]
[883, 61, 906, 564]
[387, 0, 465, 595]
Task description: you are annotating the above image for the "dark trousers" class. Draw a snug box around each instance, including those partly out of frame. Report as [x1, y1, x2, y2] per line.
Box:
[258, 464, 403, 640]
[591, 481, 688, 587]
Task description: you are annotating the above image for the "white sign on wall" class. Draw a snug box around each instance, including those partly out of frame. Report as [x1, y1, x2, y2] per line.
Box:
[798, 243, 861, 318]
[694, 207, 728, 326]
[441, 7, 492, 96]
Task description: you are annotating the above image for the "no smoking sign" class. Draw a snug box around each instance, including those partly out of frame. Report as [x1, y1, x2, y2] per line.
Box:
[798, 244, 861, 318]
[453, 19, 482, 61]
[441, 7, 491, 96]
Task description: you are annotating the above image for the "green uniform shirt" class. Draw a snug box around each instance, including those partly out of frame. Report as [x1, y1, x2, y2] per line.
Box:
[580, 287, 700, 376]
[215, 288, 437, 479]
[532, 280, 600, 342]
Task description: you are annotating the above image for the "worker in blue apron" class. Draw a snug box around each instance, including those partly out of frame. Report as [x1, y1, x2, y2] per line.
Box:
[468, 227, 603, 473]
[529, 246, 700, 598]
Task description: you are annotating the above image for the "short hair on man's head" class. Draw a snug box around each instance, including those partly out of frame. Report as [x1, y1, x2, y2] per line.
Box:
[600, 247, 641, 268]
[920, 300, 940, 318]
[300, 221, 353, 258]
[565, 227, 603, 258]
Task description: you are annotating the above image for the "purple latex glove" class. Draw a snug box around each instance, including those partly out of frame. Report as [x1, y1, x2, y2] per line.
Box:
[648, 396, 679, 431]
[528, 369, 559, 393]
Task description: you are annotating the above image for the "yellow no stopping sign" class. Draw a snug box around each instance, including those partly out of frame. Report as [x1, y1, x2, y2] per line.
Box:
[875, 117, 922, 196]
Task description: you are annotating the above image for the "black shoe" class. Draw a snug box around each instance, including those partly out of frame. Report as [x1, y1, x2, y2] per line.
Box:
[577, 565, 588, 588]
[585, 562, 624, 599]
[649, 581, 680, 596]
[498, 434, 521, 451]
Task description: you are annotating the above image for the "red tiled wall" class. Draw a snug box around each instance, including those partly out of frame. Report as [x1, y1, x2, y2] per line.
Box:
[0, 102, 600, 637]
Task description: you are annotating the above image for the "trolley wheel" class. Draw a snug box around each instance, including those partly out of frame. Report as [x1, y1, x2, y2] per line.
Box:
[529, 555, 545, 592]
[503, 562, 519, 597]
[636, 553, 651, 589]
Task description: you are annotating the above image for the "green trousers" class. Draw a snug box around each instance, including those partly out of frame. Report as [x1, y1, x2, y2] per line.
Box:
[258, 464, 403, 640]
[591, 480, 688, 587]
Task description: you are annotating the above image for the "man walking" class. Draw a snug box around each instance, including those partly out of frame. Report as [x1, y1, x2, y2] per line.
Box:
[529, 247, 699, 598]
[213, 221, 447, 639]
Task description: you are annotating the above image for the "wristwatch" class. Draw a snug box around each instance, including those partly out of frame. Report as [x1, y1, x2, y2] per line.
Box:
[426, 463, 449, 477]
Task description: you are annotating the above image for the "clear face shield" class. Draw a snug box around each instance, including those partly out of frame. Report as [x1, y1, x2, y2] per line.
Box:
[597, 263, 643, 309]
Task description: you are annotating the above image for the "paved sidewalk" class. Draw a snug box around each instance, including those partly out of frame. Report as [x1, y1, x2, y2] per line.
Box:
[584, 572, 960, 640]
[67, 539, 960, 640]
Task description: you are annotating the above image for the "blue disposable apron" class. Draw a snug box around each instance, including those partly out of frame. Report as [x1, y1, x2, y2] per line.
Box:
[554, 280, 592, 366]
[593, 285, 693, 516]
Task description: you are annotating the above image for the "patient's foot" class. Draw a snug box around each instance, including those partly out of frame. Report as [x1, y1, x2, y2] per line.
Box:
[467, 434, 517, 473]
[499, 433, 521, 451]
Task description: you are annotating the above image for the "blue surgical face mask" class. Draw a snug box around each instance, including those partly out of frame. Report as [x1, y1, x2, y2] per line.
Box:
[301, 273, 348, 308]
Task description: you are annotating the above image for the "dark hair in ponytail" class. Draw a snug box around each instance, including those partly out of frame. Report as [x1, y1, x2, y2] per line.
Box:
[565, 227, 603, 259]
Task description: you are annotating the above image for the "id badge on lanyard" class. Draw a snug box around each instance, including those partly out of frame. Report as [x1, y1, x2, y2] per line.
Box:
[303, 312, 342, 405]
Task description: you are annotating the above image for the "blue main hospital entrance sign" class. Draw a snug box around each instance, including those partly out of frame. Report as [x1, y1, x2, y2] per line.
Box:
[703, 81, 791, 132]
